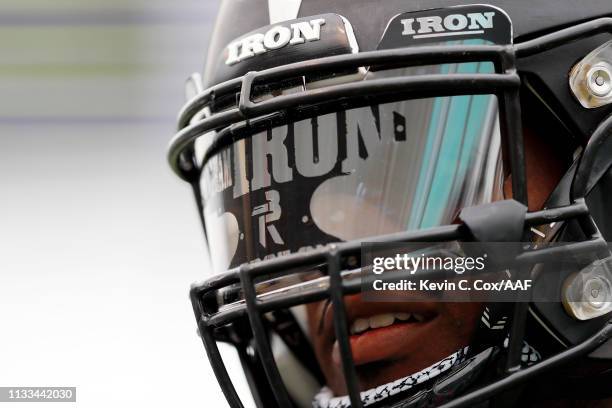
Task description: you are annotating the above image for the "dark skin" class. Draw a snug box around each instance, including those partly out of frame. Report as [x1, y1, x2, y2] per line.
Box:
[306, 125, 569, 395]
[306, 297, 483, 394]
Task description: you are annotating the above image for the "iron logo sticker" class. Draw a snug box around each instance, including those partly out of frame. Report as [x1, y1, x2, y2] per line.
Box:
[378, 4, 513, 49]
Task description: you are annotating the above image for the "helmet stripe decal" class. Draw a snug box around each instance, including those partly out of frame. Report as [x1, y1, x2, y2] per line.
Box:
[267, 0, 302, 24]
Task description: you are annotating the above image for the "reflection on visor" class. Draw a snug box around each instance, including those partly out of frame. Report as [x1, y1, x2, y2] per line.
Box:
[309, 60, 501, 241]
[200, 57, 502, 272]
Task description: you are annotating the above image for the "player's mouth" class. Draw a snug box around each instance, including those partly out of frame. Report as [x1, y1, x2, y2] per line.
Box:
[321, 297, 439, 367]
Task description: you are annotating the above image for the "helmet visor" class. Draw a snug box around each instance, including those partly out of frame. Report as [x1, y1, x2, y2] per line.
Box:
[200, 61, 503, 273]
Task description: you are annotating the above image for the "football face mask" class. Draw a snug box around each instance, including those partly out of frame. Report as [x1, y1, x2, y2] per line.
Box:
[168, 3, 612, 408]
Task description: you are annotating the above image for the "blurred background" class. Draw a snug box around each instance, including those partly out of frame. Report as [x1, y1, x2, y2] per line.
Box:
[0, 0, 252, 406]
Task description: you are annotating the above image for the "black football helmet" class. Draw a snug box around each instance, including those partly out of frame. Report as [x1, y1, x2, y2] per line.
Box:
[168, 1, 612, 407]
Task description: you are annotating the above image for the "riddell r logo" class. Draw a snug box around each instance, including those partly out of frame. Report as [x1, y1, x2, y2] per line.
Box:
[252, 190, 284, 248]
[401, 11, 495, 40]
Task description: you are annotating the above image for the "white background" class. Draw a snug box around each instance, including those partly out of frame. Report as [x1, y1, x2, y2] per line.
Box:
[0, 0, 252, 406]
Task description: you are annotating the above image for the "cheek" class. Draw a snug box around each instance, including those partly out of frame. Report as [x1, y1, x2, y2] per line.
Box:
[440, 302, 484, 340]
[305, 302, 346, 392]
[304, 302, 330, 359]
[504, 126, 568, 212]
[304, 302, 321, 339]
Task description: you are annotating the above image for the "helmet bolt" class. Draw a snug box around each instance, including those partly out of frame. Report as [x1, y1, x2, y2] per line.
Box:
[586, 65, 612, 97]
[584, 277, 611, 310]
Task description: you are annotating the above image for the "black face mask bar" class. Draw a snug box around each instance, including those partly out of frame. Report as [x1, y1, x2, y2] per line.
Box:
[169, 18, 612, 408]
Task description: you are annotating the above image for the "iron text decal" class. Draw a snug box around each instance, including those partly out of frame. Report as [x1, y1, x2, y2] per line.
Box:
[226, 18, 326, 65]
[378, 4, 513, 49]
[400, 12, 495, 40]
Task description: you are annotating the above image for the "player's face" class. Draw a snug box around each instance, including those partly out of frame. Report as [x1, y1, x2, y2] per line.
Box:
[305, 125, 568, 394]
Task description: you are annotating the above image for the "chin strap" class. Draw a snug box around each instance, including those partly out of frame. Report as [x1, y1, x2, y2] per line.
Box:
[313, 348, 469, 408]
[312, 339, 541, 408]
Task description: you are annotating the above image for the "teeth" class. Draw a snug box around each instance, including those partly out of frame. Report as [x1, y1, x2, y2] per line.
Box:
[349, 312, 428, 334]
[351, 318, 369, 334]
[395, 312, 411, 321]
[350, 312, 428, 334]
[369, 313, 395, 329]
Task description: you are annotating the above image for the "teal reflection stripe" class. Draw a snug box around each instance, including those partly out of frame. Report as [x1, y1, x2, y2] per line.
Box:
[451, 72, 494, 203]
[446, 39, 494, 204]
[419, 81, 473, 226]
[407, 69, 451, 230]
[407, 66, 450, 230]
[408, 39, 494, 229]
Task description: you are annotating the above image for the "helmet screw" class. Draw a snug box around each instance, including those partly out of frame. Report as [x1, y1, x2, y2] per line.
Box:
[584, 276, 611, 309]
[586, 65, 612, 97]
